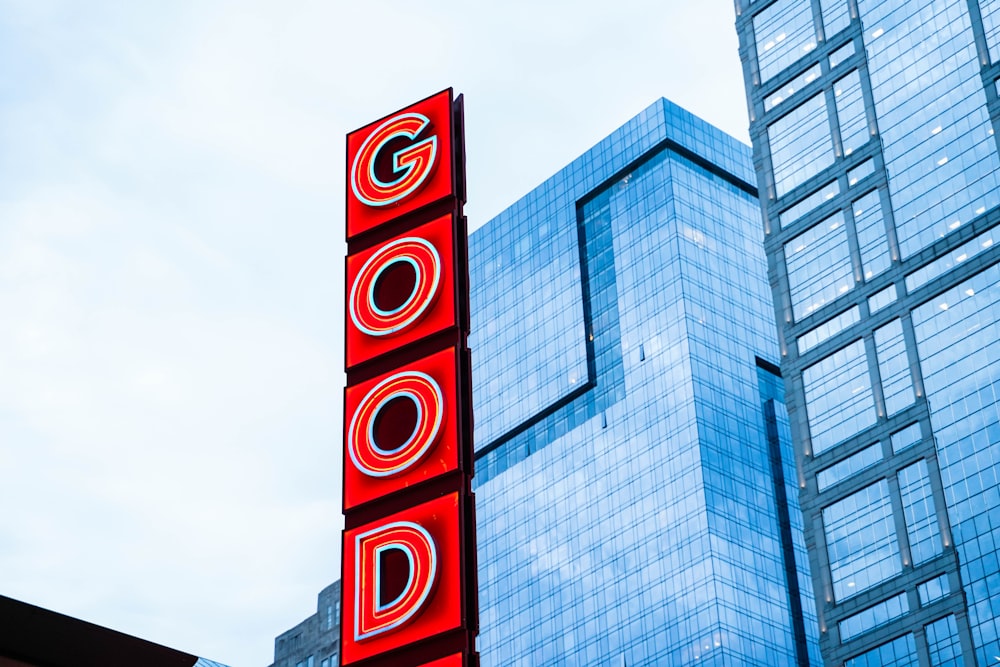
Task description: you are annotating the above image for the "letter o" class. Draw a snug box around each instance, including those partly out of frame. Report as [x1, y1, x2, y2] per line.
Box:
[349, 237, 442, 337]
[348, 371, 444, 478]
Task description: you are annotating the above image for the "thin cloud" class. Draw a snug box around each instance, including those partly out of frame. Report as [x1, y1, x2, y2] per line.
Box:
[0, 1, 747, 664]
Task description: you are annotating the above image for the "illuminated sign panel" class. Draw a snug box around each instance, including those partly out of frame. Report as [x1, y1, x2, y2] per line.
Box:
[346, 214, 459, 370]
[346, 90, 456, 240]
[343, 346, 463, 512]
[341, 493, 467, 664]
[341, 88, 477, 667]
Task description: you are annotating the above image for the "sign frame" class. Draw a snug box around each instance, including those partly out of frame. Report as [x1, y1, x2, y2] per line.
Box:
[340, 88, 477, 667]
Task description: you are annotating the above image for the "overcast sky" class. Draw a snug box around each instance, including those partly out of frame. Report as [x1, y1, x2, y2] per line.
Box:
[0, 1, 750, 665]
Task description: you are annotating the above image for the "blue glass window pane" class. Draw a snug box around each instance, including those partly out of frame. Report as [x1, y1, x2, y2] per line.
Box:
[830, 40, 857, 69]
[890, 422, 922, 454]
[785, 212, 854, 320]
[918, 574, 951, 606]
[798, 305, 860, 355]
[834, 70, 870, 157]
[817, 442, 882, 491]
[470, 206, 588, 446]
[769, 93, 835, 198]
[779, 180, 839, 229]
[821, 0, 851, 38]
[904, 226, 999, 294]
[925, 615, 964, 667]
[873, 319, 915, 416]
[803, 340, 876, 455]
[852, 190, 891, 281]
[912, 261, 1000, 664]
[897, 459, 942, 565]
[754, 0, 819, 83]
[471, 99, 815, 664]
[979, 0, 1000, 64]
[867, 284, 898, 315]
[848, 158, 875, 187]
[858, 0, 1000, 258]
[843, 634, 918, 667]
[765, 64, 822, 112]
[839, 592, 909, 642]
[823, 479, 902, 600]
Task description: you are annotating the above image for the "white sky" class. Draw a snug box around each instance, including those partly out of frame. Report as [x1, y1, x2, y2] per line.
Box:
[0, 1, 750, 665]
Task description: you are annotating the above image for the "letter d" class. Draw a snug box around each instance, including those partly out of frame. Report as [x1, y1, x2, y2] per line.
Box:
[355, 521, 437, 641]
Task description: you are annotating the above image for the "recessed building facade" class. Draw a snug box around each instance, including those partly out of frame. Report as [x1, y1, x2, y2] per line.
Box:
[736, 0, 1000, 664]
[469, 99, 820, 666]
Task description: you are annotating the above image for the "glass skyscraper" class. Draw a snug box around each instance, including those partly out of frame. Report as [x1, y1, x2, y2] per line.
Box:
[737, 0, 1000, 664]
[469, 99, 820, 666]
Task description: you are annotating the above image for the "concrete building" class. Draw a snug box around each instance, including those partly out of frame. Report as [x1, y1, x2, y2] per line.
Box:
[267, 581, 340, 667]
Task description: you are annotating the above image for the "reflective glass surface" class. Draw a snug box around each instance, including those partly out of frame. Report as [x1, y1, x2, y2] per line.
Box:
[918, 574, 951, 606]
[843, 634, 918, 667]
[873, 319, 914, 416]
[785, 213, 853, 320]
[912, 262, 1000, 665]
[896, 459, 941, 565]
[471, 100, 818, 666]
[851, 190, 891, 281]
[890, 422, 922, 454]
[925, 615, 964, 667]
[797, 306, 860, 355]
[762, 367, 824, 667]
[740, 0, 1000, 664]
[847, 159, 874, 187]
[823, 480, 901, 601]
[834, 70, 870, 157]
[817, 442, 882, 492]
[469, 191, 588, 448]
[904, 226, 999, 294]
[838, 592, 908, 642]
[980, 0, 1000, 63]
[779, 180, 839, 230]
[867, 284, 897, 315]
[820, 0, 851, 38]
[802, 340, 876, 454]
[859, 0, 1000, 258]
[764, 64, 821, 112]
[754, 0, 818, 83]
[768, 94, 835, 198]
[829, 41, 857, 69]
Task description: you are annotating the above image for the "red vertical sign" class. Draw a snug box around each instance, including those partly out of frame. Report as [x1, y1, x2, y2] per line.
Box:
[341, 89, 478, 667]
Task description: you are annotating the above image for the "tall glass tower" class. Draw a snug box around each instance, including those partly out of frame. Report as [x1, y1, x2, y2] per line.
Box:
[737, 1, 1000, 664]
[469, 99, 820, 666]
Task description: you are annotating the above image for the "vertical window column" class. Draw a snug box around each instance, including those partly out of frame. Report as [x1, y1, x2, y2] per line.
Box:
[873, 319, 916, 417]
[851, 190, 892, 281]
[834, 70, 871, 158]
[897, 460, 943, 566]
